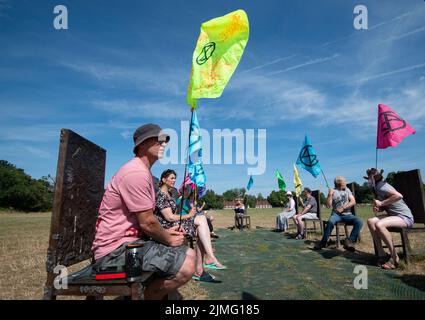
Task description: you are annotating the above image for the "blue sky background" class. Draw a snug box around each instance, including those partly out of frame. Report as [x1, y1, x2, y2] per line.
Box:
[1, 0, 424, 197]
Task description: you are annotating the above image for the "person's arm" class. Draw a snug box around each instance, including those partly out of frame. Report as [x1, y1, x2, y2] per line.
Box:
[135, 209, 184, 246]
[375, 189, 403, 208]
[300, 204, 312, 215]
[326, 189, 333, 208]
[160, 206, 195, 222]
[336, 194, 356, 214]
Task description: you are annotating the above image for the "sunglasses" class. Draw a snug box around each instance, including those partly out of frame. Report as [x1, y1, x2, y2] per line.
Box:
[153, 135, 170, 145]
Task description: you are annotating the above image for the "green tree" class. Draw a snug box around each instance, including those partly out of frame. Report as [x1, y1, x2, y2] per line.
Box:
[202, 190, 224, 210]
[267, 190, 287, 208]
[0, 160, 53, 212]
[353, 182, 375, 203]
[257, 193, 264, 200]
[223, 188, 246, 201]
[244, 194, 256, 208]
[320, 192, 326, 205]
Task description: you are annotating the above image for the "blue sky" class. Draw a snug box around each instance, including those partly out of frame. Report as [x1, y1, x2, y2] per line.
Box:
[1, 0, 424, 197]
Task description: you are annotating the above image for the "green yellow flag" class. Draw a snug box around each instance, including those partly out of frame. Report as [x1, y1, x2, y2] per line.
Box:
[275, 170, 286, 191]
[187, 9, 250, 108]
[293, 164, 302, 197]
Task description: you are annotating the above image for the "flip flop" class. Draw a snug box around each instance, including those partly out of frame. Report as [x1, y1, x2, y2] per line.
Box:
[203, 262, 227, 270]
[192, 271, 217, 282]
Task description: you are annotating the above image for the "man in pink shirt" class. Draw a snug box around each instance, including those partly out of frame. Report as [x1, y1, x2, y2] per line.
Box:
[92, 123, 196, 300]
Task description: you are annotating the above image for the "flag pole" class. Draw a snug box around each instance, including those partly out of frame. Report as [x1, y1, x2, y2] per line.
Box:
[179, 107, 195, 227]
[375, 148, 378, 169]
[321, 169, 330, 189]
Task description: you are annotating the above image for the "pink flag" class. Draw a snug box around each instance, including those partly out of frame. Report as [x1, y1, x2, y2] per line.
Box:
[377, 103, 416, 149]
[178, 174, 196, 194]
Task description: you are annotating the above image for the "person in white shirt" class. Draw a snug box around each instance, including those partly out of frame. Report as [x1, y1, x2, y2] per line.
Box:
[275, 191, 296, 232]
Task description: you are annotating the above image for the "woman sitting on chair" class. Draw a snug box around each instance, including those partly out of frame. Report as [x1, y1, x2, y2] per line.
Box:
[275, 191, 296, 232]
[366, 168, 414, 270]
[154, 169, 226, 282]
[234, 199, 245, 216]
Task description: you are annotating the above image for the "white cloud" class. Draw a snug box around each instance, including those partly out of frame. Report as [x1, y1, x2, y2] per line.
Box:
[267, 54, 340, 76]
[60, 61, 187, 97]
[23, 146, 51, 159]
[90, 99, 185, 120]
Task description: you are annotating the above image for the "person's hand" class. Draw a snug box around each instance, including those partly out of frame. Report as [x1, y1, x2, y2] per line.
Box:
[189, 207, 196, 217]
[373, 199, 383, 212]
[165, 225, 185, 247]
[336, 206, 344, 214]
[374, 199, 383, 207]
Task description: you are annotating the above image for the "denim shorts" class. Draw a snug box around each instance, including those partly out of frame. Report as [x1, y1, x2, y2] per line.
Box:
[92, 239, 189, 279]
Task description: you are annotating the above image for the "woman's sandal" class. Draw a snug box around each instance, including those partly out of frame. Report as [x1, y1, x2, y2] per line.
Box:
[381, 257, 400, 270]
[377, 254, 391, 267]
[203, 262, 227, 270]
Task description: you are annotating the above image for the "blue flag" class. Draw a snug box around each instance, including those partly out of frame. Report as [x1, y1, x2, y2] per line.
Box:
[187, 110, 206, 188]
[296, 134, 322, 178]
[246, 175, 253, 191]
[188, 110, 202, 157]
[197, 185, 207, 199]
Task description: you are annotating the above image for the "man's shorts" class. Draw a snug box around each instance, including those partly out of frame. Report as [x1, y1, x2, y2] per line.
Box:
[92, 239, 189, 279]
[302, 212, 318, 220]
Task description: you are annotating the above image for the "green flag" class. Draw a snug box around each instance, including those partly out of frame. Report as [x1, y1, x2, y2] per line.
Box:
[275, 170, 286, 191]
[187, 9, 250, 108]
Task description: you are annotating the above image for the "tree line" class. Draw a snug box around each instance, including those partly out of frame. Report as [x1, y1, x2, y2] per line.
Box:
[0, 160, 54, 212]
[1, 160, 422, 212]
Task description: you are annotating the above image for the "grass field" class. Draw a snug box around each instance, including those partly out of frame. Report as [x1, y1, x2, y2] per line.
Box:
[0, 207, 424, 299]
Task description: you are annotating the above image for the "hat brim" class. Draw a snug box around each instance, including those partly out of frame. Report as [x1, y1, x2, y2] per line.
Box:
[133, 133, 170, 154]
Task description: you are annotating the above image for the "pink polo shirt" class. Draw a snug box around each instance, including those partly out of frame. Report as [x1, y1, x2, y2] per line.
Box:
[92, 157, 156, 261]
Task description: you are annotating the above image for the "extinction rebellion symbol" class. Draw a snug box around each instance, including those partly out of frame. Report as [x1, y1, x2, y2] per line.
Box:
[300, 145, 318, 168]
[196, 42, 216, 65]
[380, 111, 406, 136]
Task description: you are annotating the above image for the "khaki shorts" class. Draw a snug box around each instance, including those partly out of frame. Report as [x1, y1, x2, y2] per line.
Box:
[92, 239, 189, 279]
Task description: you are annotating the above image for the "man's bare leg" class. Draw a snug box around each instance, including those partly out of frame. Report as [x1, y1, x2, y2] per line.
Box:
[143, 247, 196, 300]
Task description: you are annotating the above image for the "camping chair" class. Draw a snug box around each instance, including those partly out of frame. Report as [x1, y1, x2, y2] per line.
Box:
[325, 183, 361, 248]
[375, 169, 425, 263]
[43, 129, 153, 300]
[303, 190, 323, 237]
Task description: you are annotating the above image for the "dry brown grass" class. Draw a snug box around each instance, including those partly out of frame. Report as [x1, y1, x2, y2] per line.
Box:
[0, 211, 208, 300]
[0, 208, 423, 300]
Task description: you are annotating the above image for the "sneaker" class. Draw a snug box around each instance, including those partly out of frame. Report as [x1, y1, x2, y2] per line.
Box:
[343, 239, 356, 252]
[314, 241, 326, 250]
[192, 271, 216, 282]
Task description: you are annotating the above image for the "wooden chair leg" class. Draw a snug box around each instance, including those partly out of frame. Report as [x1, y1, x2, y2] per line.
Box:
[400, 229, 411, 264]
[344, 224, 349, 240]
[373, 241, 378, 257]
[131, 283, 143, 300]
[336, 223, 340, 248]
